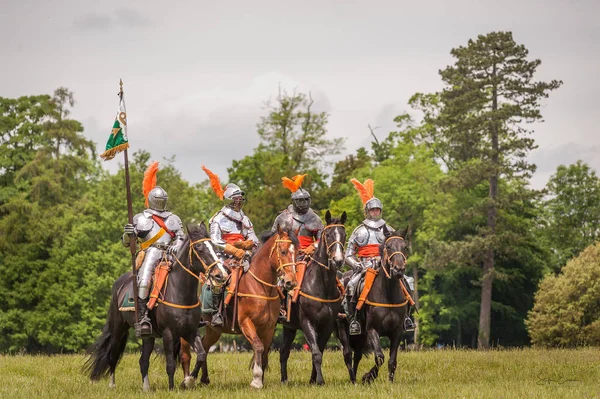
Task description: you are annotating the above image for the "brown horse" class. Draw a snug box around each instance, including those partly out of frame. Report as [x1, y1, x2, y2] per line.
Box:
[181, 225, 299, 389]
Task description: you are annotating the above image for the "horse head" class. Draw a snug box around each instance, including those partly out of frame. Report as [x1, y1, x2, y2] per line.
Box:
[381, 225, 409, 279]
[321, 210, 347, 269]
[263, 225, 299, 291]
[186, 222, 225, 280]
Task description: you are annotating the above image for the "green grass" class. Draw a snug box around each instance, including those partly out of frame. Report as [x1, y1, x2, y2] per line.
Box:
[1, 348, 599, 398]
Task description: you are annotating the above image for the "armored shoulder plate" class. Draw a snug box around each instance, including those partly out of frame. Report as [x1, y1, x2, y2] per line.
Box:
[164, 214, 183, 233]
[134, 212, 153, 233]
[273, 209, 294, 231]
[349, 224, 369, 247]
[144, 208, 172, 218]
[291, 207, 323, 232]
[221, 206, 243, 222]
[362, 218, 387, 229]
[241, 214, 253, 229]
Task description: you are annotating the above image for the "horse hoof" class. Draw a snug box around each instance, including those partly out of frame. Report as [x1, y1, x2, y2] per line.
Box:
[362, 373, 374, 384]
[200, 377, 210, 385]
[180, 376, 195, 390]
[142, 376, 151, 392]
[108, 382, 116, 389]
[250, 380, 263, 389]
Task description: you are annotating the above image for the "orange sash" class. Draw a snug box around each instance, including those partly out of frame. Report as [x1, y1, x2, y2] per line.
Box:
[298, 236, 314, 250]
[357, 244, 380, 258]
[222, 233, 244, 244]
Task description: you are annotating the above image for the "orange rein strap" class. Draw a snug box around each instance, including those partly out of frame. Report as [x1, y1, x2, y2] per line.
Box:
[364, 298, 409, 308]
[298, 290, 342, 303]
[157, 297, 201, 309]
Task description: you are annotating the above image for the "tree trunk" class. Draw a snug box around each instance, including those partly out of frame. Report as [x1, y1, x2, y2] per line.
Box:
[478, 66, 498, 350]
[412, 264, 420, 347]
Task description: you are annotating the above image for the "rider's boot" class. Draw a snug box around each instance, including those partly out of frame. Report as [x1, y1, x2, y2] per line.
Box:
[348, 296, 361, 335]
[404, 306, 416, 332]
[211, 295, 224, 327]
[135, 297, 152, 337]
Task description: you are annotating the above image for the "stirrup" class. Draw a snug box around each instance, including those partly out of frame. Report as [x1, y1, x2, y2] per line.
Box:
[349, 319, 361, 335]
[404, 317, 415, 332]
[211, 312, 223, 327]
[135, 318, 152, 338]
[277, 308, 287, 323]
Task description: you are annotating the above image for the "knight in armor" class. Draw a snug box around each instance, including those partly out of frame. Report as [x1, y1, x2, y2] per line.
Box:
[344, 178, 415, 335]
[271, 174, 324, 322]
[122, 162, 185, 337]
[202, 165, 259, 327]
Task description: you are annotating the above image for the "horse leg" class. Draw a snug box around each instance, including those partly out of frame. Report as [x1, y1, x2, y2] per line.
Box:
[279, 326, 297, 384]
[179, 334, 202, 389]
[139, 337, 155, 392]
[336, 319, 356, 383]
[388, 332, 402, 383]
[302, 319, 325, 385]
[260, 330, 275, 385]
[161, 329, 177, 391]
[179, 338, 192, 387]
[239, 318, 265, 389]
[362, 329, 384, 384]
[189, 333, 206, 381]
[198, 327, 221, 384]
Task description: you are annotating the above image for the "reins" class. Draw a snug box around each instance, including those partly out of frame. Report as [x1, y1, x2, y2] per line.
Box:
[299, 223, 345, 303]
[157, 237, 219, 309]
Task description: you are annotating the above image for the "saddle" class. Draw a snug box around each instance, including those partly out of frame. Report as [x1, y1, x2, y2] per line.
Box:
[117, 259, 172, 312]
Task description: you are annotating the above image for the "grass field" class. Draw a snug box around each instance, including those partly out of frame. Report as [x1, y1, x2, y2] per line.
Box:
[1, 348, 598, 398]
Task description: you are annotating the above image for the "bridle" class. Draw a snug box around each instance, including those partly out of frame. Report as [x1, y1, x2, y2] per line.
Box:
[380, 236, 407, 279]
[269, 234, 297, 276]
[173, 237, 221, 282]
[309, 224, 345, 270]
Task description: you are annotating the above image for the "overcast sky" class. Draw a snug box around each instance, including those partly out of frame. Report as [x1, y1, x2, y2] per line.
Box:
[2, 0, 598, 190]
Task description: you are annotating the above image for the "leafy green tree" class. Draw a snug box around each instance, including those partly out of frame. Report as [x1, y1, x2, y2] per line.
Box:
[414, 31, 562, 348]
[540, 161, 600, 269]
[526, 242, 600, 347]
[227, 89, 345, 232]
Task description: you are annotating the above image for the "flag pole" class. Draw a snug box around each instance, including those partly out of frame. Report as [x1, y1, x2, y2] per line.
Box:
[119, 79, 140, 327]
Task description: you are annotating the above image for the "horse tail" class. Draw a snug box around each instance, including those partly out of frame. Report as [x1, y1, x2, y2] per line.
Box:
[83, 279, 129, 380]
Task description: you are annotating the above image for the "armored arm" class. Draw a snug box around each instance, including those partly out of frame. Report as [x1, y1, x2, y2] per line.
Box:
[167, 215, 185, 255]
[344, 228, 363, 273]
[121, 213, 148, 247]
[209, 219, 227, 250]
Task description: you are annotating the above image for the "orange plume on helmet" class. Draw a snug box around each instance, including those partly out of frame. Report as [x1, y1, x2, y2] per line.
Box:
[143, 161, 159, 207]
[281, 174, 307, 193]
[350, 178, 375, 205]
[201, 165, 225, 200]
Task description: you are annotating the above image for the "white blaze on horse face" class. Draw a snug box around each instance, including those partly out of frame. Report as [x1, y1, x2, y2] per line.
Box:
[332, 227, 344, 262]
[204, 241, 227, 276]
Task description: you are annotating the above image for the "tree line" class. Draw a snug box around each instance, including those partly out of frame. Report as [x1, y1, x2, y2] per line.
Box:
[1, 31, 598, 353]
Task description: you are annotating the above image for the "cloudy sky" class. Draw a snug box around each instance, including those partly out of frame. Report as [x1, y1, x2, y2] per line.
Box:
[2, 0, 598, 189]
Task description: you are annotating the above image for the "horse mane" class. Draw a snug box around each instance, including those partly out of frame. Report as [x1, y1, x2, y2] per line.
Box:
[379, 228, 404, 256]
[260, 228, 299, 248]
[187, 222, 210, 242]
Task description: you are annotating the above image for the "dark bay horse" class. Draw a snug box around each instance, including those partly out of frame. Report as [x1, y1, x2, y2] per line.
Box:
[184, 225, 299, 389]
[280, 210, 347, 385]
[337, 226, 410, 384]
[84, 222, 221, 391]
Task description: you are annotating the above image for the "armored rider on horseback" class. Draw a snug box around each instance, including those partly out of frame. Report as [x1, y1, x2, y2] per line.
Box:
[271, 174, 324, 321]
[201, 165, 259, 327]
[122, 162, 185, 337]
[345, 178, 415, 335]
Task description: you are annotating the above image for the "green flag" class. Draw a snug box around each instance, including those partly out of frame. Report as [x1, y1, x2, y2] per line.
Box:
[100, 89, 129, 161]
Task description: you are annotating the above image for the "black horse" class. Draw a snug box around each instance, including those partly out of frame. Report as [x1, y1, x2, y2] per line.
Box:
[84, 222, 221, 391]
[336, 226, 410, 384]
[280, 210, 347, 385]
